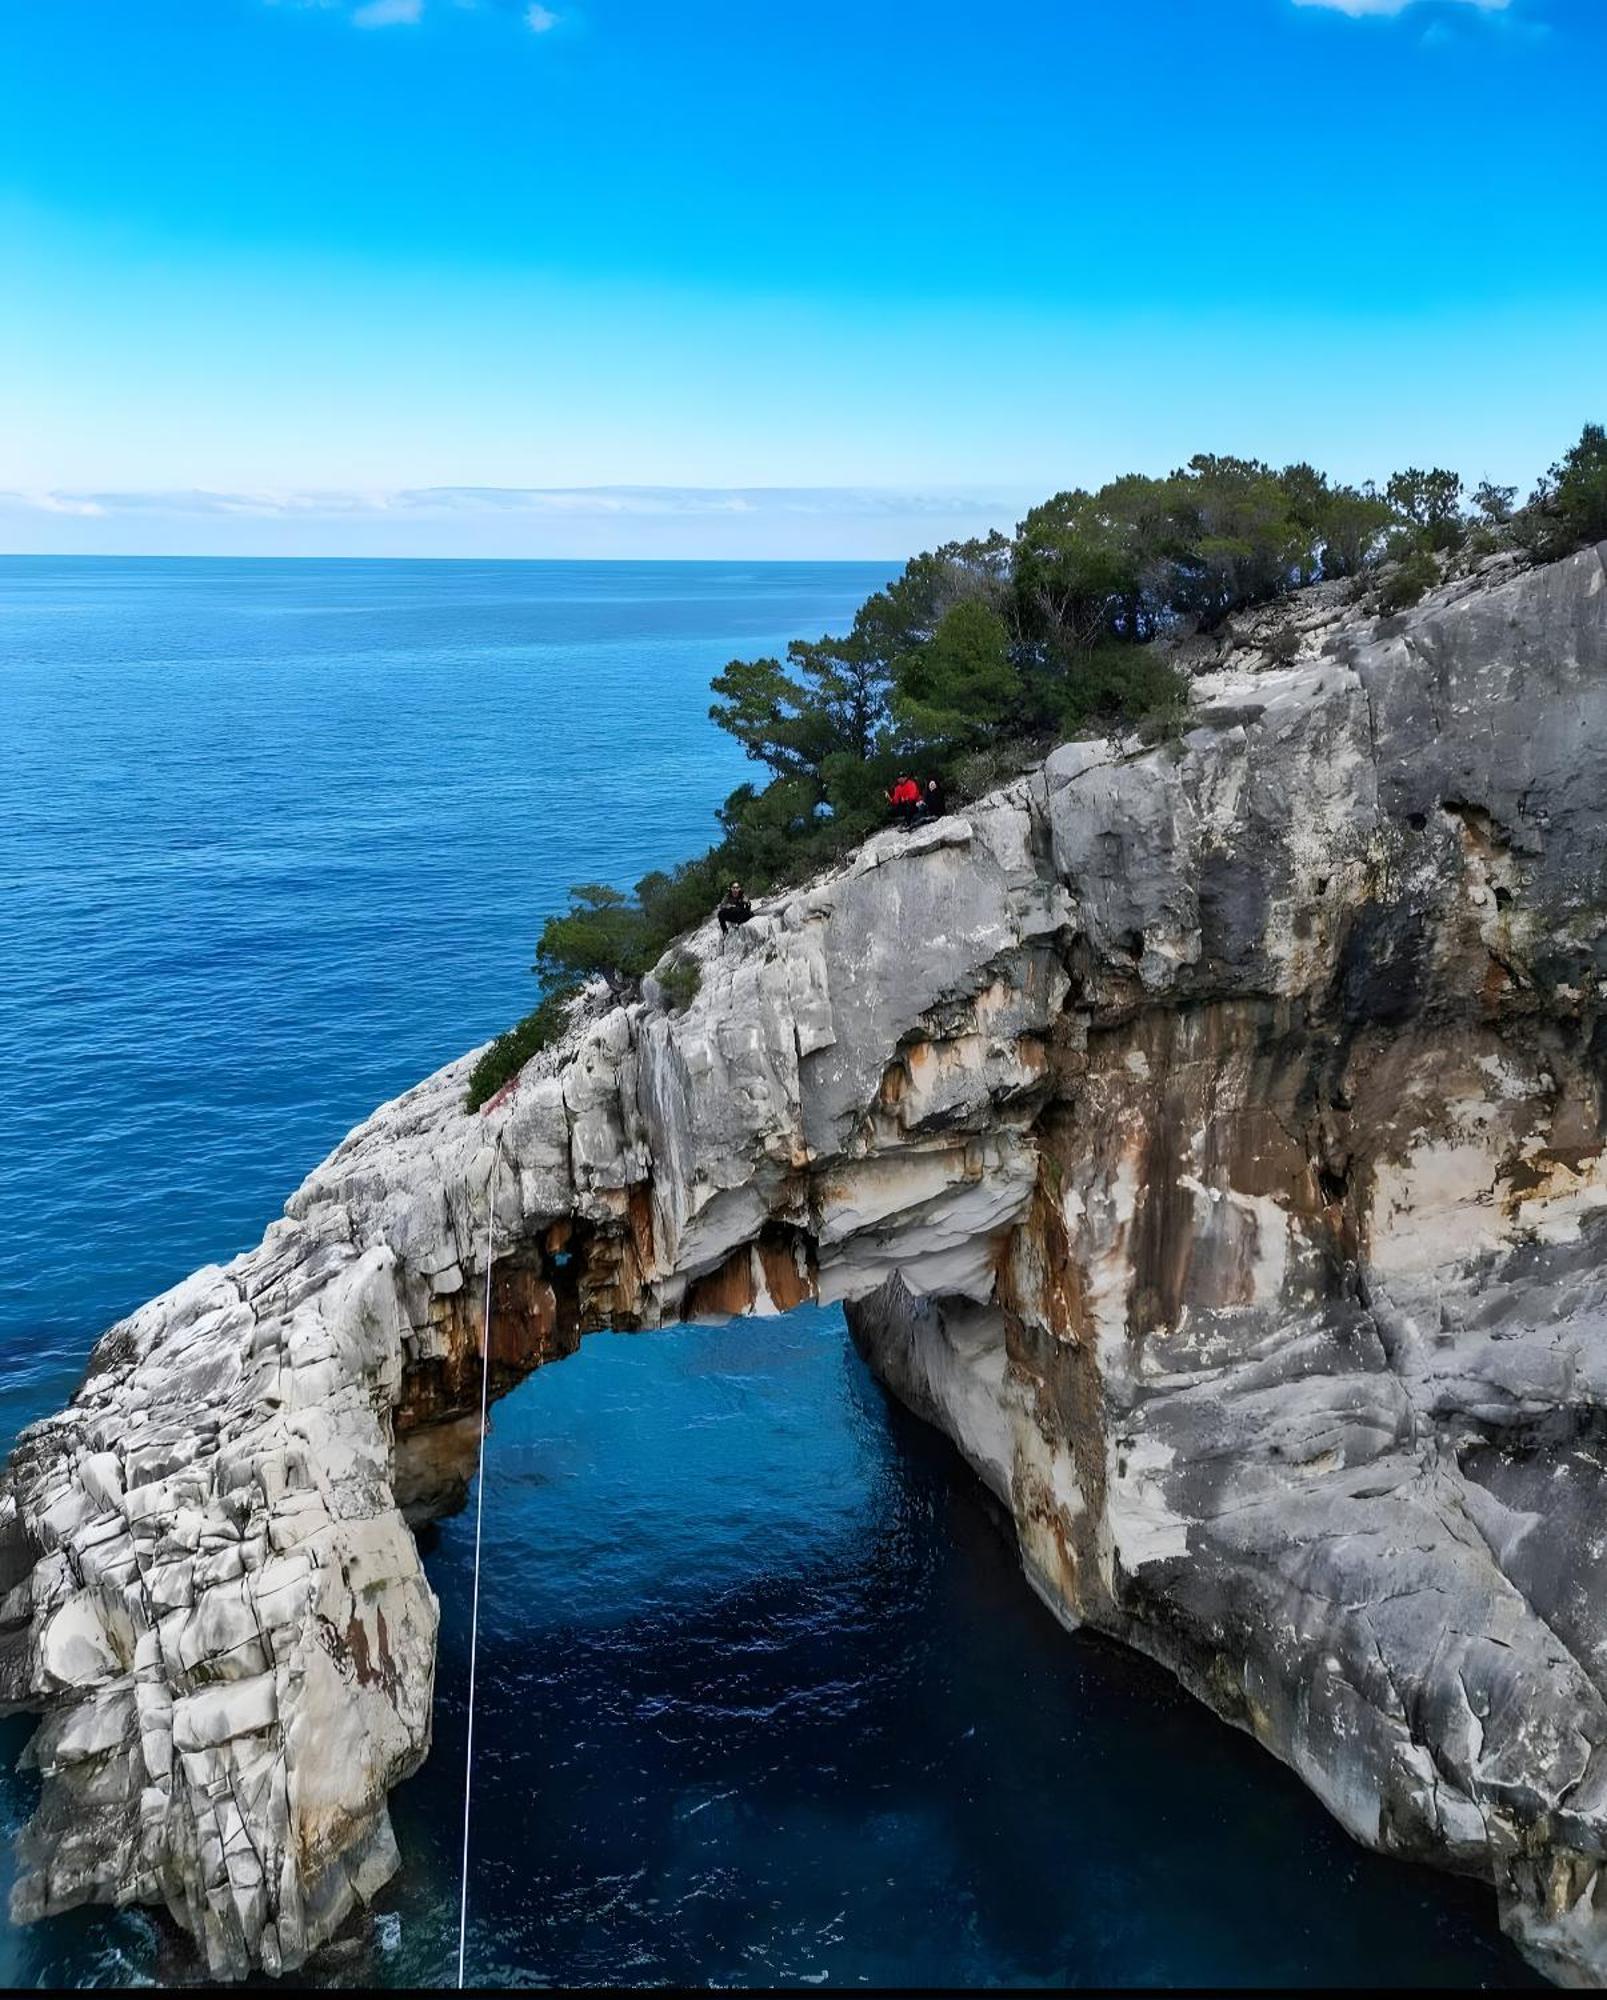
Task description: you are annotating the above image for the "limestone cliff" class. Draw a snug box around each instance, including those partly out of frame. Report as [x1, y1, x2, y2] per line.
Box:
[3, 545, 1606, 1981]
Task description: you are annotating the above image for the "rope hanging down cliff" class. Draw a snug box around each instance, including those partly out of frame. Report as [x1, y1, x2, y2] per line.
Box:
[457, 1131, 503, 1989]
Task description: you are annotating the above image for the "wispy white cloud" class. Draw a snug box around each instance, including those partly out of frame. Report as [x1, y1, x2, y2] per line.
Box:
[1292, 0, 1508, 14]
[352, 0, 423, 26]
[0, 484, 1027, 557]
[267, 0, 567, 33]
[2, 491, 108, 518]
[0, 485, 1006, 522]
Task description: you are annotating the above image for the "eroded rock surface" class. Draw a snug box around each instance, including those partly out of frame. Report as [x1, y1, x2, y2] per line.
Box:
[3, 545, 1606, 1980]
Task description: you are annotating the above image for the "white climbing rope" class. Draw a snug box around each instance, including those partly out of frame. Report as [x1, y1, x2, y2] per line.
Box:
[457, 1130, 503, 1989]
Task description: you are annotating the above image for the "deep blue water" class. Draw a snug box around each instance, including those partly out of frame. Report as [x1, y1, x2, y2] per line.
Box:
[0, 557, 1539, 1988]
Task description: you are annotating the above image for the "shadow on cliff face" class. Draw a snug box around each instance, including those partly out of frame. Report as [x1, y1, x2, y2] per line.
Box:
[364, 1309, 1540, 1991]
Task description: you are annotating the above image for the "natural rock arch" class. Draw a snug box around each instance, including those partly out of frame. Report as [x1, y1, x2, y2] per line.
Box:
[5, 546, 1607, 1983]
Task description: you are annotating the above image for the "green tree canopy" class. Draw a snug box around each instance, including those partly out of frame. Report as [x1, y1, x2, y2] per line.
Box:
[1317, 484, 1395, 577]
[533, 883, 655, 990]
[1013, 487, 1145, 661]
[1168, 454, 1309, 626]
[891, 600, 1023, 756]
[1472, 480, 1518, 525]
[1386, 467, 1466, 551]
[1549, 423, 1607, 547]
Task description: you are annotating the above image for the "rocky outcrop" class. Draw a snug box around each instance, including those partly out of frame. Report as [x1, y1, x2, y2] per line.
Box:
[3, 545, 1607, 1981]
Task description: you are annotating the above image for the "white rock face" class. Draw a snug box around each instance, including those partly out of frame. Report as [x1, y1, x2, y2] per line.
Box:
[3, 544, 1607, 1982]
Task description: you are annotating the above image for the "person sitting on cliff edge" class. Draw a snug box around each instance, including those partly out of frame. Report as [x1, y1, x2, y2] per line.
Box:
[717, 879, 754, 938]
[919, 775, 948, 821]
[887, 774, 922, 825]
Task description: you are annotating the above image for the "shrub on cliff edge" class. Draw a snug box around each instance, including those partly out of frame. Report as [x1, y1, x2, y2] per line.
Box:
[465, 988, 575, 1111]
[1377, 548, 1439, 617]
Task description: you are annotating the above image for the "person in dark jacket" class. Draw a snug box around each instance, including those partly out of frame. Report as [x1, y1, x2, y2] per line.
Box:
[920, 776, 948, 820]
[717, 880, 754, 937]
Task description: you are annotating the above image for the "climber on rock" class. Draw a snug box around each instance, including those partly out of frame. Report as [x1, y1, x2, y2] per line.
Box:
[919, 775, 948, 821]
[717, 879, 754, 938]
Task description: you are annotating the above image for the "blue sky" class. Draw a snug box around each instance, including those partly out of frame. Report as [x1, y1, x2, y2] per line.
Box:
[1, 0, 1602, 557]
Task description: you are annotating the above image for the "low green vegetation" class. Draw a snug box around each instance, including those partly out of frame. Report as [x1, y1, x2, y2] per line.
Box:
[464, 423, 1607, 1109]
[1517, 423, 1607, 562]
[464, 986, 576, 1109]
[656, 953, 702, 1014]
[1377, 548, 1440, 617]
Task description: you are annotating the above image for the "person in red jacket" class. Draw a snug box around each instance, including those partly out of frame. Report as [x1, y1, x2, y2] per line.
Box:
[887, 775, 921, 825]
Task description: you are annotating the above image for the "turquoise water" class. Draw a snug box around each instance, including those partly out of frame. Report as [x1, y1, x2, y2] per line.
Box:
[0, 558, 1538, 1987]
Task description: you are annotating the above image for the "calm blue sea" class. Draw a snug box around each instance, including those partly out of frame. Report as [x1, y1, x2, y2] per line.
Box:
[0, 558, 1537, 1988]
